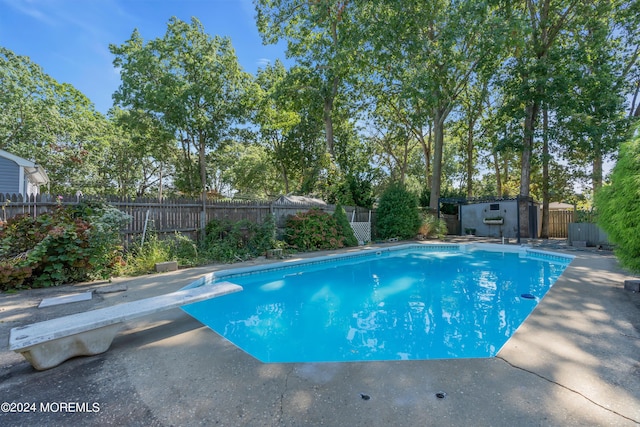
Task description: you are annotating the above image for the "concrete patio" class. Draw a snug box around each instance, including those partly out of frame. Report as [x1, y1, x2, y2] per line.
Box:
[1, 241, 639, 426]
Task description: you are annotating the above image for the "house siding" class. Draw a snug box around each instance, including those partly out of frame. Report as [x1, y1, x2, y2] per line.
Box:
[0, 157, 20, 194]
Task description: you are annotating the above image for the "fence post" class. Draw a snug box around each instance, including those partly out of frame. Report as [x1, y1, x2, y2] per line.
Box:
[141, 210, 150, 247]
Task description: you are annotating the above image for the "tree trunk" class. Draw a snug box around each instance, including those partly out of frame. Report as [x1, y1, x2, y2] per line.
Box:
[281, 163, 290, 194]
[493, 150, 502, 196]
[466, 116, 474, 198]
[429, 108, 446, 212]
[540, 107, 549, 239]
[592, 129, 604, 192]
[419, 122, 432, 189]
[592, 150, 603, 192]
[323, 95, 335, 157]
[630, 78, 640, 118]
[198, 134, 207, 239]
[519, 99, 539, 239]
[158, 162, 163, 202]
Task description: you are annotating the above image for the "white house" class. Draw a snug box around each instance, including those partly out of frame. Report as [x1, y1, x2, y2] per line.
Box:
[0, 149, 49, 197]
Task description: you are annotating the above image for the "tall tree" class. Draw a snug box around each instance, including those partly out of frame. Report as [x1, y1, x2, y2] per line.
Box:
[254, 60, 303, 193]
[111, 17, 252, 232]
[0, 46, 107, 194]
[107, 108, 176, 198]
[553, 0, 632, 192]
[255, 0, 358, 159]
[360, 0, 507, 211]
[504, 0, 582, 238]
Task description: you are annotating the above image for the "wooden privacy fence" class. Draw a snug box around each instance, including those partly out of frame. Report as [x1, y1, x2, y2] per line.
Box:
[0, 193, 374, 242]
[548, 210, 573, 238]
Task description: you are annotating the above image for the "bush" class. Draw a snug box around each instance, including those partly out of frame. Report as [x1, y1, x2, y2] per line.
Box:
[119, 233, 172, 276]
[78, 202, 131, 280]
[376, 183, 422, 240]
[200, 215, 277, 263]
[418, 213, 448, 239]
[0, 257, 32, 289]
[285, 209, 344, 251]
[333, 203, 358, 247]
[595, 131, 640, 272]
[118, 231, 204, 275]
[0, 201, 130, 290]
[167, 232, 199, 267]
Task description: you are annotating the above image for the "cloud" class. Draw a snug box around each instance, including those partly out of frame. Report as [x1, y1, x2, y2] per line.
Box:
[3, 0, 131, 42]
[1, 0, 57, 26]
[256, 58, 271, 68]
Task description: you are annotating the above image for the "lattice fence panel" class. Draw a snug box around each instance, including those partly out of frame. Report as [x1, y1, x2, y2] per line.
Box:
[350, 222, 371, 244]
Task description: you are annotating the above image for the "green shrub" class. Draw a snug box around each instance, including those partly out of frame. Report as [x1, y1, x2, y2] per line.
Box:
[376, 183, 422, 240]
[595, 131, 640, 272]
[0, 201, 130, 289]
[200, 215, 277, 263]
[333, 203, 358, 246]
[79, 202, 131, 280]
[418, 213, 448, 239]
[0, 257, 32, 290]
[252, 214, 277, 254]
[574, 209, 598, 223]
[201, 218, 251, 262]
[167, 232, 199, 267]
[119, 233, 172, 276]
[285, 209, 344, 251]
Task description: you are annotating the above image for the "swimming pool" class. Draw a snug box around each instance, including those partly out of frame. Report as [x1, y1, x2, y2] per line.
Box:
[181, 243, 573, 363]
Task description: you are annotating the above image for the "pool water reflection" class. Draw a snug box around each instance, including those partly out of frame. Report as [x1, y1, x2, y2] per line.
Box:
[182, 245, 572, 363]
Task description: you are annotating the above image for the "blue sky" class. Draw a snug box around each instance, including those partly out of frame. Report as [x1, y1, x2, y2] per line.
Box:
[0, 0, 287, 114]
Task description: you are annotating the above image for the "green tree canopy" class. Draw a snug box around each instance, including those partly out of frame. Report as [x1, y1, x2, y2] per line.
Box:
[0, 46, 108, 194]
[110, 17, 253, 199]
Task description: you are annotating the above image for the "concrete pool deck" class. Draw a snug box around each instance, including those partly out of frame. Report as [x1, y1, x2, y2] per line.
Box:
[1, 240, 639, 426]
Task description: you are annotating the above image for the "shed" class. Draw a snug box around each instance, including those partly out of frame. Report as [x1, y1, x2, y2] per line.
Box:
[440, 196, 541, 240]
[0, 149, 49, 197]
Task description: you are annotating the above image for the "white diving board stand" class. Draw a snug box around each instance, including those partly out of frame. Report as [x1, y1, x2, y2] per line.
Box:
[9, 282, 242, 370]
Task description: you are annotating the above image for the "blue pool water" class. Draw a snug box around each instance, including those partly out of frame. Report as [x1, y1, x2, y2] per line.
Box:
[182, 244, 572, 363]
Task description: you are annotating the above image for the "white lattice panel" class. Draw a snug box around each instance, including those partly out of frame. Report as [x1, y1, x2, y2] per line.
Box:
[350, 222, 371, 245]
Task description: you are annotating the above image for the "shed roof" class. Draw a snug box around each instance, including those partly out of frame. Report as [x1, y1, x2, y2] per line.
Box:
[274, 195, 327, 206]
[548, 202, 574, 210]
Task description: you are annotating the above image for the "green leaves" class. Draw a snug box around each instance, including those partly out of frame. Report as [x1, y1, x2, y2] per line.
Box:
[0, 46, 108, 195]
[201, 215, 277, 262]
[0, 202, 129, 289]
[333, 203, 358, 246]
[376, 182, 421, 240]
[110, 17, 252, 197]
[595, 129, 640, 272]
[284, 209, 345, 251]
[255, 0, 362, 157]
